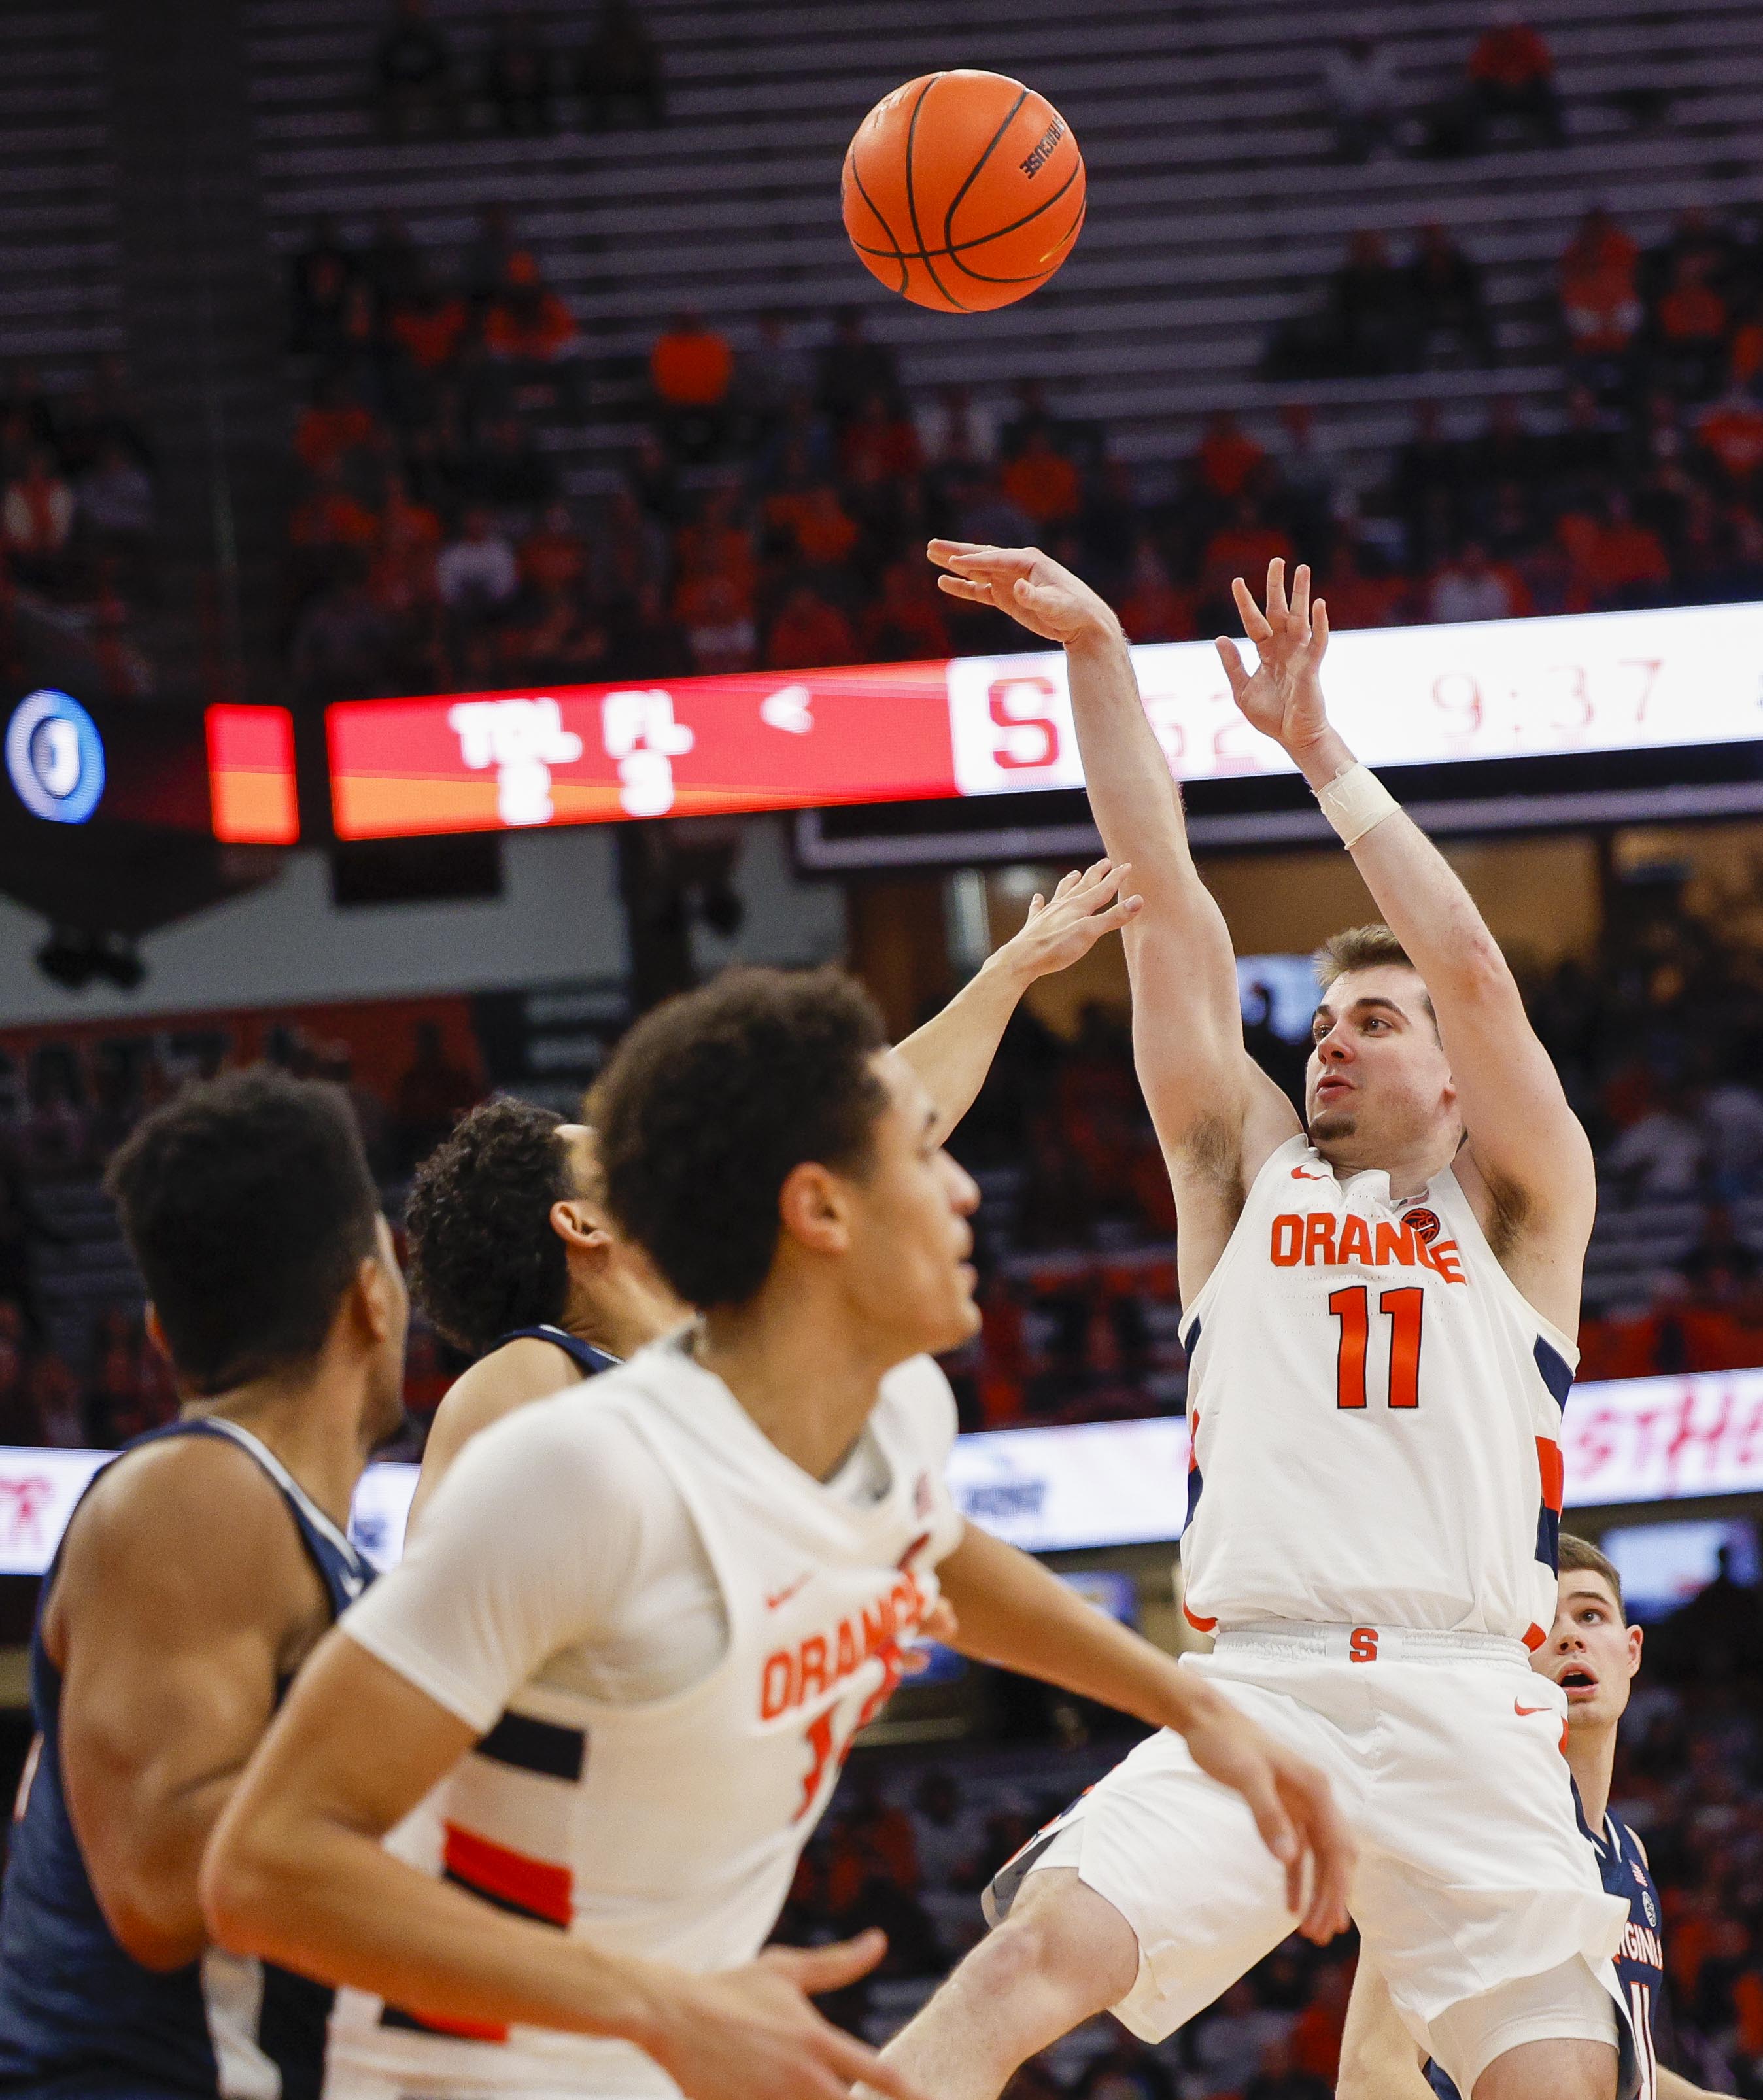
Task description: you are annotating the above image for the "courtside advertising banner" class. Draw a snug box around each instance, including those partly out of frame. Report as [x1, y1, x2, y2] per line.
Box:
[1, 1363, 1759, 1575]
[320, 600, 1763, 840]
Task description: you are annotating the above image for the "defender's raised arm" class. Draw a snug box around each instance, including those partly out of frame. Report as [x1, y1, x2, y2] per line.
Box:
[928, 541, 1300, 1299]
[1216, 558, 1596, 1332]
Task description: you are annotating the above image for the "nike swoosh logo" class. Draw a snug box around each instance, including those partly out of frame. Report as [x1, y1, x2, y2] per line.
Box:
[766, 1574, 812, 1611]
[1291, 1167, 1328, 1180]
[1515, 1701, 1550, 1716]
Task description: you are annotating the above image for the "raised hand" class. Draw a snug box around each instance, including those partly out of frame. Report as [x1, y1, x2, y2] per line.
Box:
[649, 1933, 933, 2100]
[927, 540, 1120, 646]
[1214, 558, 1333, 758]
[1001, 859, 1144, 978]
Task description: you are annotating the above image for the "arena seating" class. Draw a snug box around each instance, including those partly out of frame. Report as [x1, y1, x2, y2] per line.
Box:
[0, 7, 122, 376]
[245, 0, 1763, 494]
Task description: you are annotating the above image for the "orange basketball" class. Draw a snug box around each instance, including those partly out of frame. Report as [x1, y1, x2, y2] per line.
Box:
[842, 71, 1086, 313]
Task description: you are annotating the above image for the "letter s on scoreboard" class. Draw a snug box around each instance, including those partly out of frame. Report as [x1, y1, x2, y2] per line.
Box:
[945, 655, 1087, 798]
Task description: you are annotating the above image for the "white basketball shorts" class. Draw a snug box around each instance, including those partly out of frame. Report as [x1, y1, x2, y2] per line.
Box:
[987, 1627, 1630, 2093]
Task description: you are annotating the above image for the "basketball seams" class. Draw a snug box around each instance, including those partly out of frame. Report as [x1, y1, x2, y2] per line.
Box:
[944, 158, 1084, 277]
[844, 146, 910, 298]
[947, 184, 1086, 286]
[903, 74, 968, 313]
[940, 84, 1028, 262]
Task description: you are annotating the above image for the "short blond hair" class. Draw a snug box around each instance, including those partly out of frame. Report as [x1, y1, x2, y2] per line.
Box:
[1313, 923, 1416, 989]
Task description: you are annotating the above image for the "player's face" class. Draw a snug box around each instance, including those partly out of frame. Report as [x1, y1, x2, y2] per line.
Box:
[838, 1053, 982, 1360]
[1306, 967, 1458, 1158]
[1533, 1570, 1642, 1733]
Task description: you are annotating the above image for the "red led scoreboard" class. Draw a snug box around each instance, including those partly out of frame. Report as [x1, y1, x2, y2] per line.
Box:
[169, 599, 1763, 851]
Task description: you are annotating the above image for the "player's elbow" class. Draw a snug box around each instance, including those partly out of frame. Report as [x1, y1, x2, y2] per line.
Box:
[199, 1805, 298, 1960]
[104, 1874, 207, 1973]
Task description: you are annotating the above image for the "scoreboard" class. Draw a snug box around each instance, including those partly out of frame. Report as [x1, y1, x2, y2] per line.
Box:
[6, 598, 1763, 857]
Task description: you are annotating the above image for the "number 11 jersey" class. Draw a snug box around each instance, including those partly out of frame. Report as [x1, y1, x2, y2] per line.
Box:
[1178, 1134, 1573, 1645]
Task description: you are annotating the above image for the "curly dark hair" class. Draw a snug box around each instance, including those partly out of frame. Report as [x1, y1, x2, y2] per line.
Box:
[404, 1096, 577, 1356]
[104, 1069, 380, 1395]
[593, 967, 889, 1309]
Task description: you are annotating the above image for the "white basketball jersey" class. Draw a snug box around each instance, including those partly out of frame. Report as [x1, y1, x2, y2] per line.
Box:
[1178, 1134, 1573, 1644]
[326, 1345, 963, 2097]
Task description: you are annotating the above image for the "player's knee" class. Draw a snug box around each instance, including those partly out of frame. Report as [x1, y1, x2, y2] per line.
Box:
[968, 1872, 1138, 2024]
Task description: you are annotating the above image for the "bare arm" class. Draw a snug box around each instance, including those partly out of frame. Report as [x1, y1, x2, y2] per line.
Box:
[1337, 1952, 1433, 2100]
[201, 1636, 927, 2100]
[933, 1522, 1352, 1942]
[1659, 2069, 1736, 2099]
[407, 1337, 583, 1532]
[1217, 561, 1596, 1328]
[929, 542, 1300, 1298]
[893, 857, 1141, 1148]
[52, 1440, 325, 1969]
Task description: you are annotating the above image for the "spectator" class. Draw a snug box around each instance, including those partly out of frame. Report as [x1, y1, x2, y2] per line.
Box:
[484, 7, 553, 135]
[916, 382, 998, 466]
[392, 1022, 481, 1171]
[1320, 536, 1407, 630]
[1465, 11, 1564, 148]
[294, 374, 377, 478]
[1116, 542, 1195, 643]
[458, 414, 557, 515]
[1001, 426, 1083, 527]
[764, 582, 856, 671]
[651, 308, 734, 462]
[1, 448, 75, 587]
[840, 391, 921, 485]
[1327, 229, 1418, 377]
[1193, 410, 1265, 504]
[1559, 208, 1642, 389]
[577, 0, 665, 129]
[1429, 540, 1528, 623]
[1695, 1072, 1763, 1195]
[1323, 31, 1401, 163]
[1560, 491, 1670, 610]
[1408, 222, 1497, 367]
[859, 558, 950, 660]
[290, 460, 379, 562]
[817, 307, 900, 428]
[435, 507, 519, 619]
[1696, 385, 1763, 488]
[28, 1351, 82, 1449]
[76, 442, 156, 549]
[288, 216, 358, 358]
[1675, 1204, 1760, 1306]
[737, 311, 816, 442]
[1201, 496, 1293, 582]
[1273, 402, 1337, 548]
[1605, 1084, 1705, 1199]
[373, 0, 458, 141]
[290, 571, 398, 702]
[484, 252, 580, 416]
[1652, 251, 1730, 402]
[677, 571, 755, 674]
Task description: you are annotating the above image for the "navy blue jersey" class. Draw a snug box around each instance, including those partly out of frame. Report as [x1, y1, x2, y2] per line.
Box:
[0, 1417, 372, 2099]
[1426, 1792, 1666, 2100]
[494, 1324, 619, 1379]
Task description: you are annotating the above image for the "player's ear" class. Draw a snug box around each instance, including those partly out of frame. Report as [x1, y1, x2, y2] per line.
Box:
[550, 1199, 613, 1258]
[777, 1160, 852, 1258]
[1628, 1622, 1643, 1677]
[354, 1248, 402, 1344]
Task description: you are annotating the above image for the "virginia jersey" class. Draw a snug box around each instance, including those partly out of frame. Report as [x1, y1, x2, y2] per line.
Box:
[1428, 1800, 1666, 2100]
[327, 1338, 965, 2097]
[0, 1416, 372, 2099]
[492, 1326, 619, 1380]
[1179, 1134, 1574, 1642]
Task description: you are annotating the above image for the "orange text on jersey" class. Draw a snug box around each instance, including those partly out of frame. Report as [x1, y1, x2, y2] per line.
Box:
[1269, 1211, 1467, 1284]
[759, 1572, 929, 1722]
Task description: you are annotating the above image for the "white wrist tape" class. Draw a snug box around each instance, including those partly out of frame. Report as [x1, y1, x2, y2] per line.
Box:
[1314, 762, 1399, 848]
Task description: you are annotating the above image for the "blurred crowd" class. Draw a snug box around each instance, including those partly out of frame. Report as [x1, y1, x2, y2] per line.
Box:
[279, 179, 1763, 718]
[0, 358, 159, 701]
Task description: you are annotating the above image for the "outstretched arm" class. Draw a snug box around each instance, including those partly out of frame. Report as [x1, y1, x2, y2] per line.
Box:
[893, 858, 1141, 1148]
[1216, 560, 1595, 1331]
[928, 542, 1301, 1300]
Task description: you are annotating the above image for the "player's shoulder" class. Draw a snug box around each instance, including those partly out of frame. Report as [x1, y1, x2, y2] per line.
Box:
[57, 1430, 313, 1611]
[432, 1335, 587, 1441]
[440, 1351, 663, 1492]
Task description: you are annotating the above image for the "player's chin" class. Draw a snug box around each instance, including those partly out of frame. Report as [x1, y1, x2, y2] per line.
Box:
[1307, 1107, 1357, 1143]
[929, 1271, 982, 1353]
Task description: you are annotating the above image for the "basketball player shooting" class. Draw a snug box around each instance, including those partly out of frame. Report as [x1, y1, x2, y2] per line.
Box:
[871, 542, 1633, 2100]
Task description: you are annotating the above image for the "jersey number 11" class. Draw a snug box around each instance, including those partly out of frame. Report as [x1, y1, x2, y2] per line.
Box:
[1329, 1285, 1424, 1410]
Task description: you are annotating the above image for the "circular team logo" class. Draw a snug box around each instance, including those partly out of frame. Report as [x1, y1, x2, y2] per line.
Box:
[4, 690, 105, 825]
[1404, 1205, 1442, 1245]
[1641, 1885, 1658, 1927]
